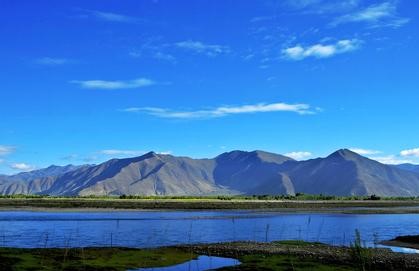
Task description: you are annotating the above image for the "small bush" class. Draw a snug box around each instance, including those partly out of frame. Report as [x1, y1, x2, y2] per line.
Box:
[350, 230, 373, 271]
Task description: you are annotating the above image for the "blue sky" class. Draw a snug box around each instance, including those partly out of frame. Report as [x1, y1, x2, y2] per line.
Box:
[1, 0, 419, 174]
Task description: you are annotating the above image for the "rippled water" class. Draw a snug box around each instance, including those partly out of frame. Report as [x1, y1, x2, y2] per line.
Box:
[0, 210, 418, 253]
[131, 256, 240, 271]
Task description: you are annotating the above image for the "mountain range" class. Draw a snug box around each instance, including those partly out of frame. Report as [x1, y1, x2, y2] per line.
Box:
[0, 149, 418, 197]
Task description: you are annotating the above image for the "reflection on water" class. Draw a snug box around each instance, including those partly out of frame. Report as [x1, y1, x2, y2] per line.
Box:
[0, 210, 418, 253]
[376, 244, 419, 254]
[132, 256, 239, 271]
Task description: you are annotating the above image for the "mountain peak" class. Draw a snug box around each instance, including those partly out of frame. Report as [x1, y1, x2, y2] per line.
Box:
[327, 149, 362, 160]
[142, 151, 159, 158]
[216, 150, 292, 164]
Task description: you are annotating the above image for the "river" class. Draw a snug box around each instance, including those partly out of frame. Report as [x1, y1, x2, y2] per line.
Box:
[0, 210, 418, 253]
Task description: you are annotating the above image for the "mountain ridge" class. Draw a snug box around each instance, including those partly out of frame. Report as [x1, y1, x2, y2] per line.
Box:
[0, 149, 418, 197]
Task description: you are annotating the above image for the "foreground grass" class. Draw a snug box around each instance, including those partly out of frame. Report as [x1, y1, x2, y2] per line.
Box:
[2, 240, 418, 271]
[0, 245, 357, 271]
[0, 247, 196, 271]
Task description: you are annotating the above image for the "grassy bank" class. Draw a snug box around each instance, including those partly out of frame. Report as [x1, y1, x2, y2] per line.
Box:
[179, 240, 419, 271]
[1, 240, 418, 271]
[0, 247, 196, 271]
[0, 196, 418, 212]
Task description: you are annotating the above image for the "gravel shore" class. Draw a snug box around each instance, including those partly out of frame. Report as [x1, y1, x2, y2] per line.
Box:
[175, 241, 419, 270]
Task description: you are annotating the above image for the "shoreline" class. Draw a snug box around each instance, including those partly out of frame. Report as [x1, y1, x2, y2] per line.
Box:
[0, 198, 418, 213]
[381, 240, 419, 250]
[1, 241, 418, 270]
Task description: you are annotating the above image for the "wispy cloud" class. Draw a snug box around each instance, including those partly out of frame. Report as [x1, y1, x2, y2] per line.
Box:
[153, 52, 177, 63]
[400, 148, 419, 157]
[371, 155, 414, 165]
[70, 78, 156, 90]
[81, 10, 139, 23]
[282, 39, 361, 60]
[250, 16, 276, 23]
[123, 102, 320, 119]
[100, 149, 145, 156]
[130, 50, 176, 63]
[349, 148, 381, 155]
[10, 163, 35, 172]
[35, 57, 70, 66]
[0, 145, 15, 156]
[285, 0, 360, 14]
[175, 40, 230, 57]
[128, 36, 177, 63]
[331, 2, 409, 28]
[158, 151, 172, 155]
[285, 151, 312, 160]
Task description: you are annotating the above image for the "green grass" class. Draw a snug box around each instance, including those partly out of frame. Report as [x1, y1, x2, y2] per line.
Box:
[0, 246, 361, 271]
[0, 194, 418, 211]
[0, 247, 196, 271]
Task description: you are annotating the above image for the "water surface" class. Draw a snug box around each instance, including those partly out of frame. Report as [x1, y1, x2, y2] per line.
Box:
[0, 210, 418, 253]
[132, 256, 239, 271]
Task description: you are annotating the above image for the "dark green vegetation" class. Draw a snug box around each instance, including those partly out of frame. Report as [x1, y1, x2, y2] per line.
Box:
[0, 195, 418, 212]
[1, 240, 418, 270]
[391, 235, 419, 244]
[381, 235, 419, 250]
[0, 247, 196, 271]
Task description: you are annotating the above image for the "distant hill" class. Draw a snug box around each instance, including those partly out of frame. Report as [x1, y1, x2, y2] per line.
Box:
[0, 149, 418, 196]
[395, 164, 419, 174]
[282, 149, 419, 196]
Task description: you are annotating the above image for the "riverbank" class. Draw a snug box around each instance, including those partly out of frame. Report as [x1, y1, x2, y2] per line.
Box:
[1, 241, 418, 270]
[381, 235, 419, 250]
[177, 241, 419, 270]
[0, 198, 418, 213]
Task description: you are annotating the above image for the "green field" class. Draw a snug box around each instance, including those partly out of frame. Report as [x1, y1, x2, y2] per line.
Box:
[0, 194, 418, 212]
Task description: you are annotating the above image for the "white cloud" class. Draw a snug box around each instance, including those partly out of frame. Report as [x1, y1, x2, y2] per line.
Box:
[332, 2, 409, 28]
[35, 57, 70, 66]
[0, 145, 15, 156]
[130, 50, 176, 63]
[282, 39, 361, 60]
[88, 10, 138, 23]
[175, 40, 230, 57]
[250, 16, 275, 23]
[349, 148, 381, 155]
[285, 151, 312, 160]
[10, 163, 35, 172]
[123, 102, 320, 119]
[100, 149, 145, 156]
[285, 0, 360, 14]
[370, 155, 414, 165]
[153, 52, 176, 63]
[400, 148, 419, 157]
[157, 151, 172, 155]
[70, 78, 155, 90]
